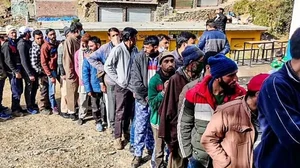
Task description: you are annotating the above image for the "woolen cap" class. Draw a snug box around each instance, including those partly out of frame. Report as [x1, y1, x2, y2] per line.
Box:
[208, 54, 238, 78]
[247, 73, 270, 92]
[159, 51, 174, 64]
[182, 45, 204, 66]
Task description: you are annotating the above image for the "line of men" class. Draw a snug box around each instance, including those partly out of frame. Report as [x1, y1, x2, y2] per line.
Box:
[1, 19, 298, 168]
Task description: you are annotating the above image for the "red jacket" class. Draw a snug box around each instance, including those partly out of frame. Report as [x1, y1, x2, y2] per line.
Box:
[40, 40, 58, 76]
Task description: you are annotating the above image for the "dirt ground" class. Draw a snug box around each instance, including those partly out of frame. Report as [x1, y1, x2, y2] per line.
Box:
[0, 64, 271, 168]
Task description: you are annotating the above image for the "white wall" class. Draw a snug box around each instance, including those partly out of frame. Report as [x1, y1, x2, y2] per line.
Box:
[290, 0, 300, 38]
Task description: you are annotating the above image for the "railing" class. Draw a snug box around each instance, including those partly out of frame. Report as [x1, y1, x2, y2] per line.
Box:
[232, 40, 288, 66]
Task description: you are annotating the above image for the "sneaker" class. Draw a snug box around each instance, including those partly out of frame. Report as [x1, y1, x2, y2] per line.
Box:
[0, 105, 8, 112]
[52, 107, 59, 115]
[0, 112, 12, 120]
[11, 110, 24, 117]
[27, 108, 38, 115]
[69, 114, 78, 121]
[131, 156, 142, 168]
[96, 122, 103, 132]
[60, 113, 70, 119]
[114, 138, 123, 150]
[32, 104, 39, 110]
[41, 109, 52, 115]
[77, 118, 84, 125]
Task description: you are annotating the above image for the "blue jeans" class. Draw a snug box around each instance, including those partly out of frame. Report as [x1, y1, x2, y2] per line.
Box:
[130, 115, 135, 146]
[8, 74, 23, 112]
[188, 157, 204, 168]
[48, 71, 57, 109]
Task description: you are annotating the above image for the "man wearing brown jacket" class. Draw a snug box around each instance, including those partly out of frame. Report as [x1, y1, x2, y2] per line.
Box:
[201, 73, 269, 168]
[40, 28, 59, 115]
[63, 21, 82, 120]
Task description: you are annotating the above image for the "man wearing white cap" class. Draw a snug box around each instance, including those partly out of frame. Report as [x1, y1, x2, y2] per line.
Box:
[1, 25, 24, 117]
[17, 26, 38, 114]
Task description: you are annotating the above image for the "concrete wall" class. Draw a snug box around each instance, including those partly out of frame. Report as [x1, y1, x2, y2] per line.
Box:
[36, 0, 77, 18]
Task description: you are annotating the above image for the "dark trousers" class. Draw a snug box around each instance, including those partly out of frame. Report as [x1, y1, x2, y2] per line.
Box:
[107, 84, 116, 129]
[8, 74, 23, 112]
[38, 74, 51, 110]
[90, 92, 106, 123]
[0, 78, 6, 107]
[23, 72, 38, 109]
[114, 84, 134, 139]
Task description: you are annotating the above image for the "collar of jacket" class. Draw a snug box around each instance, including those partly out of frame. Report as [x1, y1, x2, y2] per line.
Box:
[286, 61, 300, 83]
[176, 67, 192, 82]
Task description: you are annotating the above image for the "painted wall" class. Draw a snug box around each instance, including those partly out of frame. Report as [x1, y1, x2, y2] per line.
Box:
[11, 0, 29, 18]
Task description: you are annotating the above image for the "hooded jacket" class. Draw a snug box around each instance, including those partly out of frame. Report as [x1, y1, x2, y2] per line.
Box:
[178, 75, 246, 167]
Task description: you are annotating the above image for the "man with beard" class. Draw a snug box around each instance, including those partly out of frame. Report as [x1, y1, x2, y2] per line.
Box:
[158, 45, 205, 168]
[63, 21, 83, 120]
[41, 29, 60, 115]
[201, 73, 269, 168]
[178, 54, 246, 168]
[30, 30, 52, 115]
[18, 26, 38, 114]
[130, 36, 160, 167]
[1, 25, 23, 117]
[148, 51, 175, 168]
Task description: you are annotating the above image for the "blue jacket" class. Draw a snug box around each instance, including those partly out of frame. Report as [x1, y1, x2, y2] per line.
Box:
[254, 61, 300, 168]
[82, 58, 101, 93]
[198, 30, 230, 54]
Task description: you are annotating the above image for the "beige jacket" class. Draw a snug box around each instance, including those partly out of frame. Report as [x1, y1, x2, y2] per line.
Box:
[201, 96, 255, 168]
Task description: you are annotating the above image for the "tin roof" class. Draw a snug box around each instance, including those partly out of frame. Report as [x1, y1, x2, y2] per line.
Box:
[39, 21, 269, 31]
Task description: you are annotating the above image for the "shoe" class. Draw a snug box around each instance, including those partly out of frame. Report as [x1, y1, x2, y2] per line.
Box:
[131, 156, 142, 168]
[96, 122, 103, 132]
[41, 109, 52, 115]
[0, 112, 12, 120]
[52, 107, 59, 115]
[27, 108, 38, 115]
[33, 104, 39, 110]
[129, 145, 135, 154]
[146, 149, 153, 156]
[0, 105, 8, 112]
[11, 110, 24, 117]
[70, 114, 78, 121]
[114, 138, 123, 150]
[60, 113, 70, 119]
[77, 118, 84, 125]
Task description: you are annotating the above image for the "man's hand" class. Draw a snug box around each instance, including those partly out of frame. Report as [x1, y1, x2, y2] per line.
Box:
[100, 83, 107, 93]
[163, 80, 169, 91]
[15, 72, 22, 79]
[29, 76, 35, 81]
[133, 93, 136, 98]
[50, 77, 56, 83]
[88, 92, 94, 97]
[145, 96, 148, 103]
[61, 75, 66, 80]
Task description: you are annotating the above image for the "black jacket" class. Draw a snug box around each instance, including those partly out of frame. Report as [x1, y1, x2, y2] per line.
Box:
[0, 43, 7, 80]
[17, 38, 34, 76]
[214, 13, 227, 33]
[1, 39, 22, 75]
